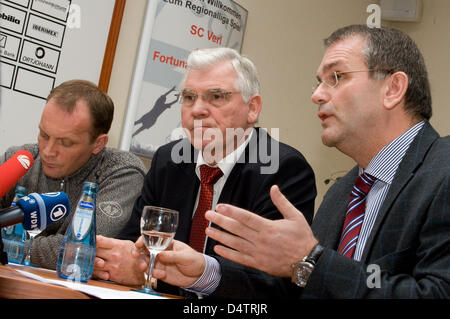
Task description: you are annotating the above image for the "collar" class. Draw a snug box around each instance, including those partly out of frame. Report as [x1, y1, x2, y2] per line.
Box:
[360, 121, 425, 184]
[195, 128, 255, 179]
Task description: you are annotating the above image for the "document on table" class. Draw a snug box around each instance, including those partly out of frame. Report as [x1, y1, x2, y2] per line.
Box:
[15, 268, 167, 299]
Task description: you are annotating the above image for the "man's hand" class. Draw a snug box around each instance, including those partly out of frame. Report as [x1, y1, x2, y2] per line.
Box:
[137, 238, 206, 288]
[93, 235, 147, 285]
[205, 185, 318, 278]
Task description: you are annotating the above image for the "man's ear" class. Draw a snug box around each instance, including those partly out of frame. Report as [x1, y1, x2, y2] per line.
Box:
[383, 71, 408, 110]
[92, 134, 108, 155]
[247, 94, 262, 124]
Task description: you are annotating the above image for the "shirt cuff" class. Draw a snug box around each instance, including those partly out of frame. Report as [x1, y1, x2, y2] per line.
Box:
[182, 254, 222, 296]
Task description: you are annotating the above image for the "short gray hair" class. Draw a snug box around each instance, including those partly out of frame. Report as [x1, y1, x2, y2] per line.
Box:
[181, 47, 260, 102]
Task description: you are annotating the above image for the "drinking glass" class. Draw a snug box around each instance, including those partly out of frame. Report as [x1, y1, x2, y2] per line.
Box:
[23, 229, 41, 266]
[140, 206, 178, 294]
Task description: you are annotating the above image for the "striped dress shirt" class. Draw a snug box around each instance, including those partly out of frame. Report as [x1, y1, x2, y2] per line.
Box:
[353, 121, 425, 261]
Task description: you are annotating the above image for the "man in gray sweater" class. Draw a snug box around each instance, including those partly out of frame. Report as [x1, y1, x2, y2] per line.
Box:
[0, 80, 146, 270]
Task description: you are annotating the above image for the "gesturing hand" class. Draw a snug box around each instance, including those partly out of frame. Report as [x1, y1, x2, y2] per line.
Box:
[205, 185, 318, 277]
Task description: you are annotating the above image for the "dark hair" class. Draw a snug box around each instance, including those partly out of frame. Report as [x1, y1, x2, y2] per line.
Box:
[47, 80, 114, 141]
[324, 25, 432, 120]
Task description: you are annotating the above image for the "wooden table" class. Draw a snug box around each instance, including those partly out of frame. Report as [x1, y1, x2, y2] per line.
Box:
[0, 263, 179, 299]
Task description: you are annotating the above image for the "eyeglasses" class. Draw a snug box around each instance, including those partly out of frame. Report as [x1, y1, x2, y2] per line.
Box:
[177, 89, 240, 107]
[312, 69, 393, 93]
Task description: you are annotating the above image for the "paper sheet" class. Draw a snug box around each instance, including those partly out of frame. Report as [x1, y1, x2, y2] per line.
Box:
[15, 268, 167, 299]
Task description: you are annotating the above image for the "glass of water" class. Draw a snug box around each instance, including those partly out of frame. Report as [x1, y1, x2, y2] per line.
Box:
[140, 206, 178, 294]
[23, 229, 41, 266]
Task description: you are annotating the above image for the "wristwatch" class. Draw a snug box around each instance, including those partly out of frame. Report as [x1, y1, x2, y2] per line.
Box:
[291, 244, 324, 287]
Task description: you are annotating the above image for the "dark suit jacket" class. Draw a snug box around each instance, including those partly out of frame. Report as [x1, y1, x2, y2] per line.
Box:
[119, 127, 317, 298]
[301, 121, 450, 298]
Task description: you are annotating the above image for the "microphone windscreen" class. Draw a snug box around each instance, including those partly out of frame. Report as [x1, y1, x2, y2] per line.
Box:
[0, 150, 34, 199]
[19, 192, 70, 231]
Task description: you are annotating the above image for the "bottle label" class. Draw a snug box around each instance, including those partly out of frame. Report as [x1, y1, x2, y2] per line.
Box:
[79, 201, 94, 210]
[11, 198, 18, 207]
[3, 225, 14, 235]
[72, 201, 93, 240]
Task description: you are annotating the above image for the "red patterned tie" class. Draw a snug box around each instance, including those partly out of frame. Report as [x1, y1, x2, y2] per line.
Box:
[337, 173, 376, 258]
[189, 165, 223, 253]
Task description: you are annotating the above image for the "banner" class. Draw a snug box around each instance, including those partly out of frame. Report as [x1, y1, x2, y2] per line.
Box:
[0, 0, 119, 154]
[120, 0, 247, 157]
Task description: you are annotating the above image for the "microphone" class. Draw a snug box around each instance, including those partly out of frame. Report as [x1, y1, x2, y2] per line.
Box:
[0, 150, 34, 199]
[0, 192, 70, 230]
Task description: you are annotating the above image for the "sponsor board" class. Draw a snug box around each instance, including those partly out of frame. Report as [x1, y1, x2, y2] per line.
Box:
[25, 13, 66, 48]
[20, 39, 61, 73]
[0, 2, 27, 34]
[0, 61, 15, 88]
[0, 31, 21, 61]
[14, 66, 55, 99]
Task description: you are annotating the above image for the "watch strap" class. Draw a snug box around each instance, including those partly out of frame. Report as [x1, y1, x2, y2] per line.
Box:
[304, 244, 324, 265]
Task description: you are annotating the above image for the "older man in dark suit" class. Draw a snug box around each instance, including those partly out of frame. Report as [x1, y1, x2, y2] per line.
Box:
[200, 25, 450, 298]
[93, 47, 317, 298]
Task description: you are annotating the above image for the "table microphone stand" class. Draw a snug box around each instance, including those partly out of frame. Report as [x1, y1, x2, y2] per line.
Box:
[0, 231, 8, 265]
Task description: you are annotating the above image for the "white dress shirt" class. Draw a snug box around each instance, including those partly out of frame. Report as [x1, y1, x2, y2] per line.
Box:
[184, 128, 254, 295]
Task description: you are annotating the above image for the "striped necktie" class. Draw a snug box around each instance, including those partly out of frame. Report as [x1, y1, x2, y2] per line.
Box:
[337, 173, 376, 258]
[189, 165, 223, 253]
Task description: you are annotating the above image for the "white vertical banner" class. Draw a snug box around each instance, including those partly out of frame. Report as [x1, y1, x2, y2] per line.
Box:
[120, 0, 247, 157]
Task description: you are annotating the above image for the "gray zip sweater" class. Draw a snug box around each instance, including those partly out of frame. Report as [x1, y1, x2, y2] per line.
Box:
[0, 144, 146, 269]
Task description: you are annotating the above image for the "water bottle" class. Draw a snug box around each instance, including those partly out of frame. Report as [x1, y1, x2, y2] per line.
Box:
[1, 186, 27, 263]
[56, 182, 97, 282]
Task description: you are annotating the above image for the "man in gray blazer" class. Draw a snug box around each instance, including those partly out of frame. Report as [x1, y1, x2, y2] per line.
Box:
[184, 25, 449, 298]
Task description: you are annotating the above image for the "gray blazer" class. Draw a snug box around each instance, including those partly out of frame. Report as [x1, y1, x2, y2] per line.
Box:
[302, 121, 450, 298]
